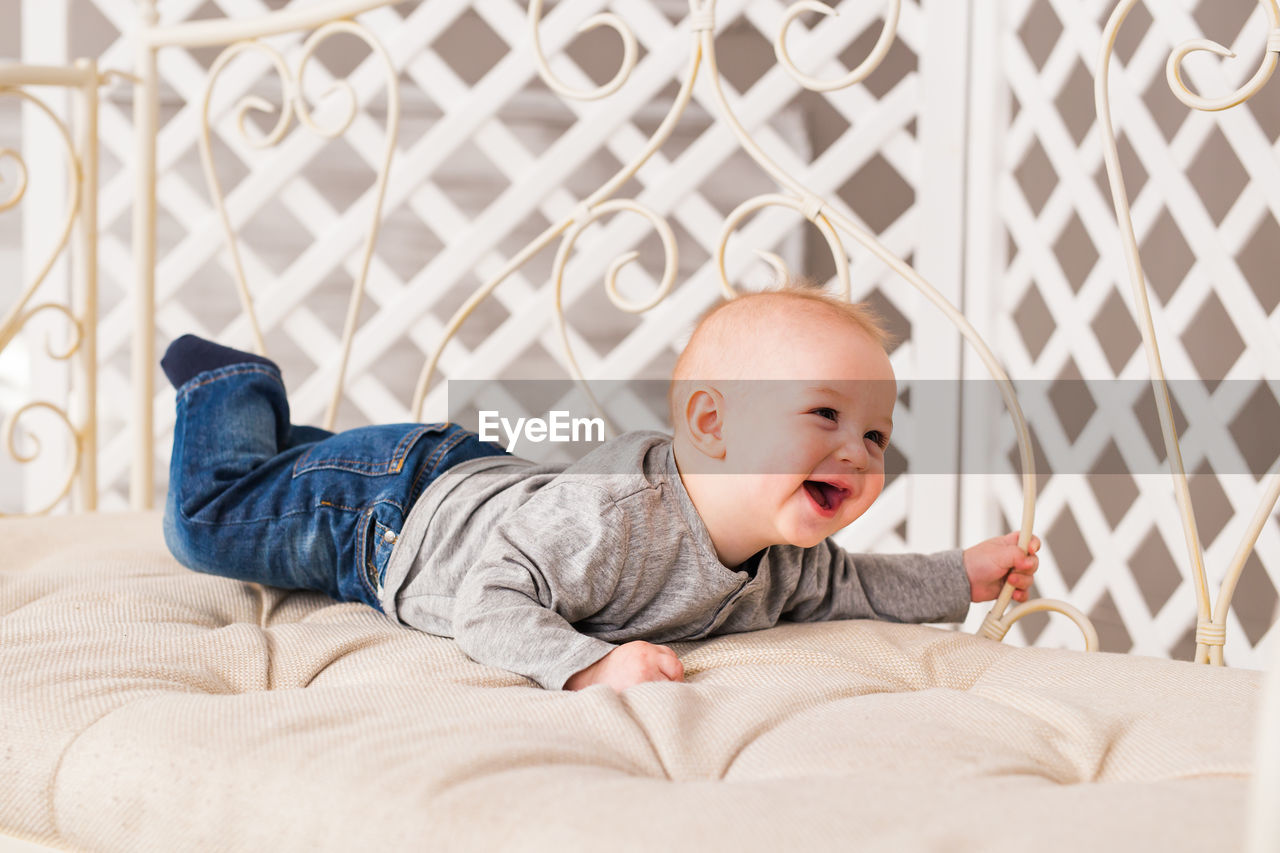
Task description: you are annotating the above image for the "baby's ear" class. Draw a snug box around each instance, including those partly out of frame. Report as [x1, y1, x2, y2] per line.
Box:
[684, 386, 726, 459]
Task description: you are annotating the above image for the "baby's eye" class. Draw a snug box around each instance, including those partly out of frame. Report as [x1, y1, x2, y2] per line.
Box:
[865, 430, 890, 449]
[811, 407, 838, 422]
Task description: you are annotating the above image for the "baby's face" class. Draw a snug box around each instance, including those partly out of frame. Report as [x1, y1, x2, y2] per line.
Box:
[712, 319, 896, 551]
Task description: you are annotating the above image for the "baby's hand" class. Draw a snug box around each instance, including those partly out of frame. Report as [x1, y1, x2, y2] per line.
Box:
[963, 531, 1041, 603]
[564, 641, 685, 692]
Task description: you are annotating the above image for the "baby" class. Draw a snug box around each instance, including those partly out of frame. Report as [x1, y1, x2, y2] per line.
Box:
[162, 287, 1038, 692]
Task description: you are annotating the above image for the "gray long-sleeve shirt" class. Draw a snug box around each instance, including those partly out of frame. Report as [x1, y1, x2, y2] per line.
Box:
[379, 431, 971, 690]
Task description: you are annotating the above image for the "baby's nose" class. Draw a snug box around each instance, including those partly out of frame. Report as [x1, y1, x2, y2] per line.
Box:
[839, 434, 869, 470]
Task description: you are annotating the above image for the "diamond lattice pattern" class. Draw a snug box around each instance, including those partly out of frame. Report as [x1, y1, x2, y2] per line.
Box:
[984, 0, 1279, 666]
[8, 0, 1276, 665]
[58, 0, 937, 558]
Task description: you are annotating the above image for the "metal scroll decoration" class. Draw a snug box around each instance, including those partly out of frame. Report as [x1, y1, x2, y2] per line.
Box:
[0, 80, 91, 517]
[407, 0, 1099, 651]
[198, 18, 400, 431]
[1097, 0, 1280, 665]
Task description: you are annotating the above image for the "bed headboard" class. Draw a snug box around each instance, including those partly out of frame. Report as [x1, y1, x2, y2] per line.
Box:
[0, 60, 100, 515]
[1, 0, 1276, 670]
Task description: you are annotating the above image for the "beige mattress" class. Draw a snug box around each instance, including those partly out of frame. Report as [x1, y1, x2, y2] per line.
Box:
[0, 512, 1263, 851]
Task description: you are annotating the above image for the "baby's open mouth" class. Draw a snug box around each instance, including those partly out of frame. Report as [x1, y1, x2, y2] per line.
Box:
[803, 480, 848, 512]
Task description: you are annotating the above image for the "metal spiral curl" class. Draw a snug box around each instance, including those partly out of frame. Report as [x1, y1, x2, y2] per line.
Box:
[198, 21, 400, 430]
[695, 0, 1083, 651]
[2, 401, 81, 518]
[1166, 3, 1280, 664]
[1165, 2, 1280, 112]
[17, 303, 84, 362]
[199, 40, 295, 357]
[714, 193, 851, 300]
[1099, 0, 1280, 664]
[0, 89, 82, 355]
[216, 42, 297, 150]
[0, 302, 85, 515]
[774, 0, 902, 92]
[0, 147, 30, 212]
[409, 5, 708, 420]
[295, 21, 374, 139]
[529, 0, 639, 100]
[556, 201, 680, 315]
[544, 201, 680, 435]
[414, 0, 1077, 656]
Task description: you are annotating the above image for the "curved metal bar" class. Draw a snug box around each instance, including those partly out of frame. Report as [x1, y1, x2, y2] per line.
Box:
[1208, 461, 1280, 666]
[0, 147, 30, 211]
[197, 40, 293, 356]
[697, 4, 1068, 647]
[979, 597, 1101, 652]
[1167, 7, 1280, 666]
[197, 20, 401, 430]
[558, 200, 680, 317]
[298, 21, 401, 430]
[410, 15, 705, 420]
[1096, 0, 1208, 653]
[714, 193, 851, 300]
[18, 302, 84, 362]
[529, 0, 639, 100]
[1097, 0, 1280, 664]
[1165, 6, 1280, 112]
[753, 249, 793, 285]
[410, 218, 570, 421]
[139, 0, 401, 48]
[296, 24, 363, 139]
[774, 0, 902, 92]
[0, 89, 83, 355]
[548, 199, 680, 435]
[1, 401, 82, 518]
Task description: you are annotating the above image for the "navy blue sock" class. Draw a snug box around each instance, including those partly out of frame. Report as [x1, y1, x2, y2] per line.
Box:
[161, 334, 278, 389]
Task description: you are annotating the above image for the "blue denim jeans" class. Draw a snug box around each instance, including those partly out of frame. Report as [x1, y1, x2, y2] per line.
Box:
[163, 362, 509, 611]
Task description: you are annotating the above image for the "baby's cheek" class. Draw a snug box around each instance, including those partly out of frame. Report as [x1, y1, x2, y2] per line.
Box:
[842, 490, 876, 524]
[865, 472, 886, 501]
[721, 473, 778, 511]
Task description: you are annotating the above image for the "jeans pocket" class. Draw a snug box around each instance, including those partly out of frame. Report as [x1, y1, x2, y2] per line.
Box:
[360, 509, 401, 604]
[292, 423, 448, 478]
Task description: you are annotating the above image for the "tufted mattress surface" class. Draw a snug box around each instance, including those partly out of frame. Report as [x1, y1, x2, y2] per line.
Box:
[0, 512, 1263, 851]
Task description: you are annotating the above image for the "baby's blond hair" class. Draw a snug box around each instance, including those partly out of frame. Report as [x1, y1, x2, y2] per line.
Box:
[668, 280, 893, 427]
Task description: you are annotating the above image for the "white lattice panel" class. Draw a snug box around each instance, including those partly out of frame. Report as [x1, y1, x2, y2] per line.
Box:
[10, 0, 1274, 662]
[8, 0, 969, 560]
[966, 0, 1279, 666]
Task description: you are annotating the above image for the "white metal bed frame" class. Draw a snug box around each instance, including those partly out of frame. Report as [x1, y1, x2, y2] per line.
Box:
[0, 60, 100, 517]
[1, 1, 1277, 846]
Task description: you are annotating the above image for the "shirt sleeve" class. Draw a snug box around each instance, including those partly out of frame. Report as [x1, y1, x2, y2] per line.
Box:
[452, 484, 626, 690]
[781, 540, 971, 625]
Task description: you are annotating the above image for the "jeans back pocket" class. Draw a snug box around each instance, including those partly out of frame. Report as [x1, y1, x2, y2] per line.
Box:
[292, 423, 447, 478]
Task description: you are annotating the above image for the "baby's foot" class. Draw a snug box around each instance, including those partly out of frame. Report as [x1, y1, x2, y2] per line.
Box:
[160, 334, 277, 389]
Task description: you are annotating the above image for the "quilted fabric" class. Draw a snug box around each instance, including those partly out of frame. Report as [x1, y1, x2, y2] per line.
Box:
[0, 512, 1262, 852]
